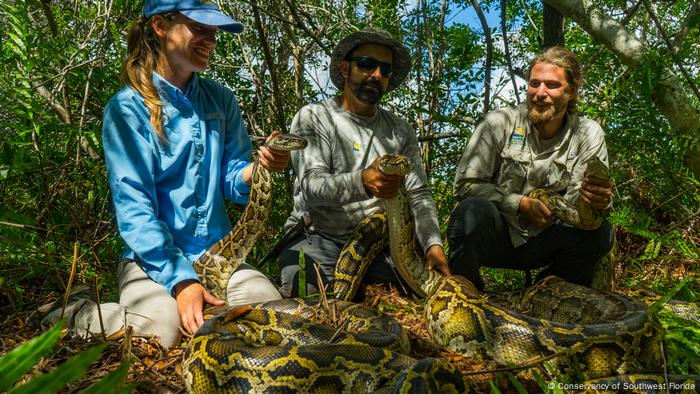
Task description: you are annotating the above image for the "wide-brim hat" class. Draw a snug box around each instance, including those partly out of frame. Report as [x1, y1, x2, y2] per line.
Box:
[330, 27, 411, 93]
[143, 0, 244, 34]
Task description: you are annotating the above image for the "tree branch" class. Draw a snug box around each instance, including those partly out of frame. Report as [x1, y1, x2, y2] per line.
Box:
[471, 0, 493, 114]
[544, 0, 700, 179]
[642, 0, 700, 101]
[283, 0, 332, 57]
[417, 132, 466, 142]
[671, 0, 699, 52]
[32, 82, 70, 124]
[542, 2, 564, 47]
[501, 0, 520, 104]
[251, 0, 288, 134]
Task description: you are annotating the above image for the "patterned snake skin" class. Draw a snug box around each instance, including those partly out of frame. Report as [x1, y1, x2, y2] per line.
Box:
[192, 134, 307, 301]
[183, 298, 467, 393]
[184, 141, 468, 393]
[528, 156, 610, 230]
[377, 154, 664, 379]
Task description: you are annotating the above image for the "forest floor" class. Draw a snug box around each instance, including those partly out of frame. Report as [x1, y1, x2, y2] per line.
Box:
[0, 226, 697, 393]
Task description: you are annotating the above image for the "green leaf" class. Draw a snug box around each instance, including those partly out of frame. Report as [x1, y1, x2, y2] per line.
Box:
[506, 372, 528, 394]
[650, 277, 693, 313]
[532, 368, 566, 394]
[81, 361, 137, 394]
[0, 321, 64, 392]
[10, 342, 107, 394]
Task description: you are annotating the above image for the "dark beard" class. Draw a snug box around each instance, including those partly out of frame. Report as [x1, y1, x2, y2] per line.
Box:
[350, 79, 385, 105]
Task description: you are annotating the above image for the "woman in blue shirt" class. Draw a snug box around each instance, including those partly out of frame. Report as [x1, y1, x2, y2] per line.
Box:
[39, 0, 289, 348]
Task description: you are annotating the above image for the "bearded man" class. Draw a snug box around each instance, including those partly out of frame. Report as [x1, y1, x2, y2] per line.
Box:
[276, 27, 450, 298]
[447, 46, 614, 291]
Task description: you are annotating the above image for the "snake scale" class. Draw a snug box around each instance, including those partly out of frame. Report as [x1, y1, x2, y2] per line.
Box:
[184, 298, 466, 393]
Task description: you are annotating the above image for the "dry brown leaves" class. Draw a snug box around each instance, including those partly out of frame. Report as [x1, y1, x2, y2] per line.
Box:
[361, 284, 496, 388]
[0, 312, 186, 393]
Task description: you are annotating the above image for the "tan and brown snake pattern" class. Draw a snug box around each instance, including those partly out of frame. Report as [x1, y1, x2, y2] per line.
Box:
[528, 156, 610, 230]
[192, 134, 307, 301]
[377, 154, 664, 379]
[184, 140, 468, 393]
[184, 149, 671, 392]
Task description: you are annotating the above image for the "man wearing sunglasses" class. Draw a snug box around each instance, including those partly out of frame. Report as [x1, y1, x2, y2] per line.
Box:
[276, 27, 450, 298]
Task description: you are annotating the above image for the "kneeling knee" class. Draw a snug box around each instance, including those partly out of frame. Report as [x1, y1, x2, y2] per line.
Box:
[589, 221, 614, 257]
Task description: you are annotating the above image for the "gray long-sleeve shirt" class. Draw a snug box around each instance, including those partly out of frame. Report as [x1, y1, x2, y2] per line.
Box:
[453, 103, 609, 247]
[285, 96, 443, 253]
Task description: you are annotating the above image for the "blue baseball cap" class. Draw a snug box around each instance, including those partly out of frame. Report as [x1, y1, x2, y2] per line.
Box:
[142, 0, 244, 33]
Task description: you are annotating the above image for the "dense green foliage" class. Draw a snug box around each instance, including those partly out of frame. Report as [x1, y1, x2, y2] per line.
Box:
[0, 0, 698, 387]
[0, 321, 134, 393]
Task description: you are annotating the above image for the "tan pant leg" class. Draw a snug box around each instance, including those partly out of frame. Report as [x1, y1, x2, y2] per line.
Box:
[56, 261, 279, 346]
[226, 262, 282, 306]
[72, 260, 181, 348]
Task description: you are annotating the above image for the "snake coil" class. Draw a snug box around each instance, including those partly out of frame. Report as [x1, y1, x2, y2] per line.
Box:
[376, 154, 664, 380]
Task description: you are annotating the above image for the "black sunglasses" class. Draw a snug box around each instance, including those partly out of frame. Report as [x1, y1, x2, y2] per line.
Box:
[350, 56, 393, 77]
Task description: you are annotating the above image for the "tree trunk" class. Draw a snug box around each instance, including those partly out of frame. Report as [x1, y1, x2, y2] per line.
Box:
[542, 2, 564, 48]
[544, 0, 700, 180]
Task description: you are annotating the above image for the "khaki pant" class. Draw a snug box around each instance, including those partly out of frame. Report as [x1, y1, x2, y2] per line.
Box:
[43, 260, 281, 348]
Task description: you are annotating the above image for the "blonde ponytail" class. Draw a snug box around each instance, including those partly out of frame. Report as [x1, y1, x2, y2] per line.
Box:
[120, 14, 175, 145]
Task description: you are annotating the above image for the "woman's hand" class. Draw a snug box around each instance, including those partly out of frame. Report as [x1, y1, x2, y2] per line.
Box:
[258, 131, 291, 173]
[243, 131, 292, 184]
[174, 280, 225, 335]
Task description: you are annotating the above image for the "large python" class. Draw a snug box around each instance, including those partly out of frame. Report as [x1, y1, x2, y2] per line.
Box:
[183, 138, 468, 393]
[184, 146, 669, 391]
[183, 298, 467, 393]
[376, 154, 664, 379]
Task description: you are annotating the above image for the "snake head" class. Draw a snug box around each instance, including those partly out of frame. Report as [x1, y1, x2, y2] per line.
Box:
[267, 134, 309, 151]
[584, 156, 609, 179]
[378, 154, 410, 176]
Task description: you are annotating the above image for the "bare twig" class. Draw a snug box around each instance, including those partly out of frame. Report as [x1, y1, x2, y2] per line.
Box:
[462, 351, 563, 376]
[60, 242, 80, 320]
[519, 0, 543, 45]
[417, 132, 466, 142]
[94, 275, 106, 342]
[471, 0, 492, 114]
[501, 0, 520, 104]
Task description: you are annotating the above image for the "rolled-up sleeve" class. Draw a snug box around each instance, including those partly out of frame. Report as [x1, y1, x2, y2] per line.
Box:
[102, 99, 197, 294]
